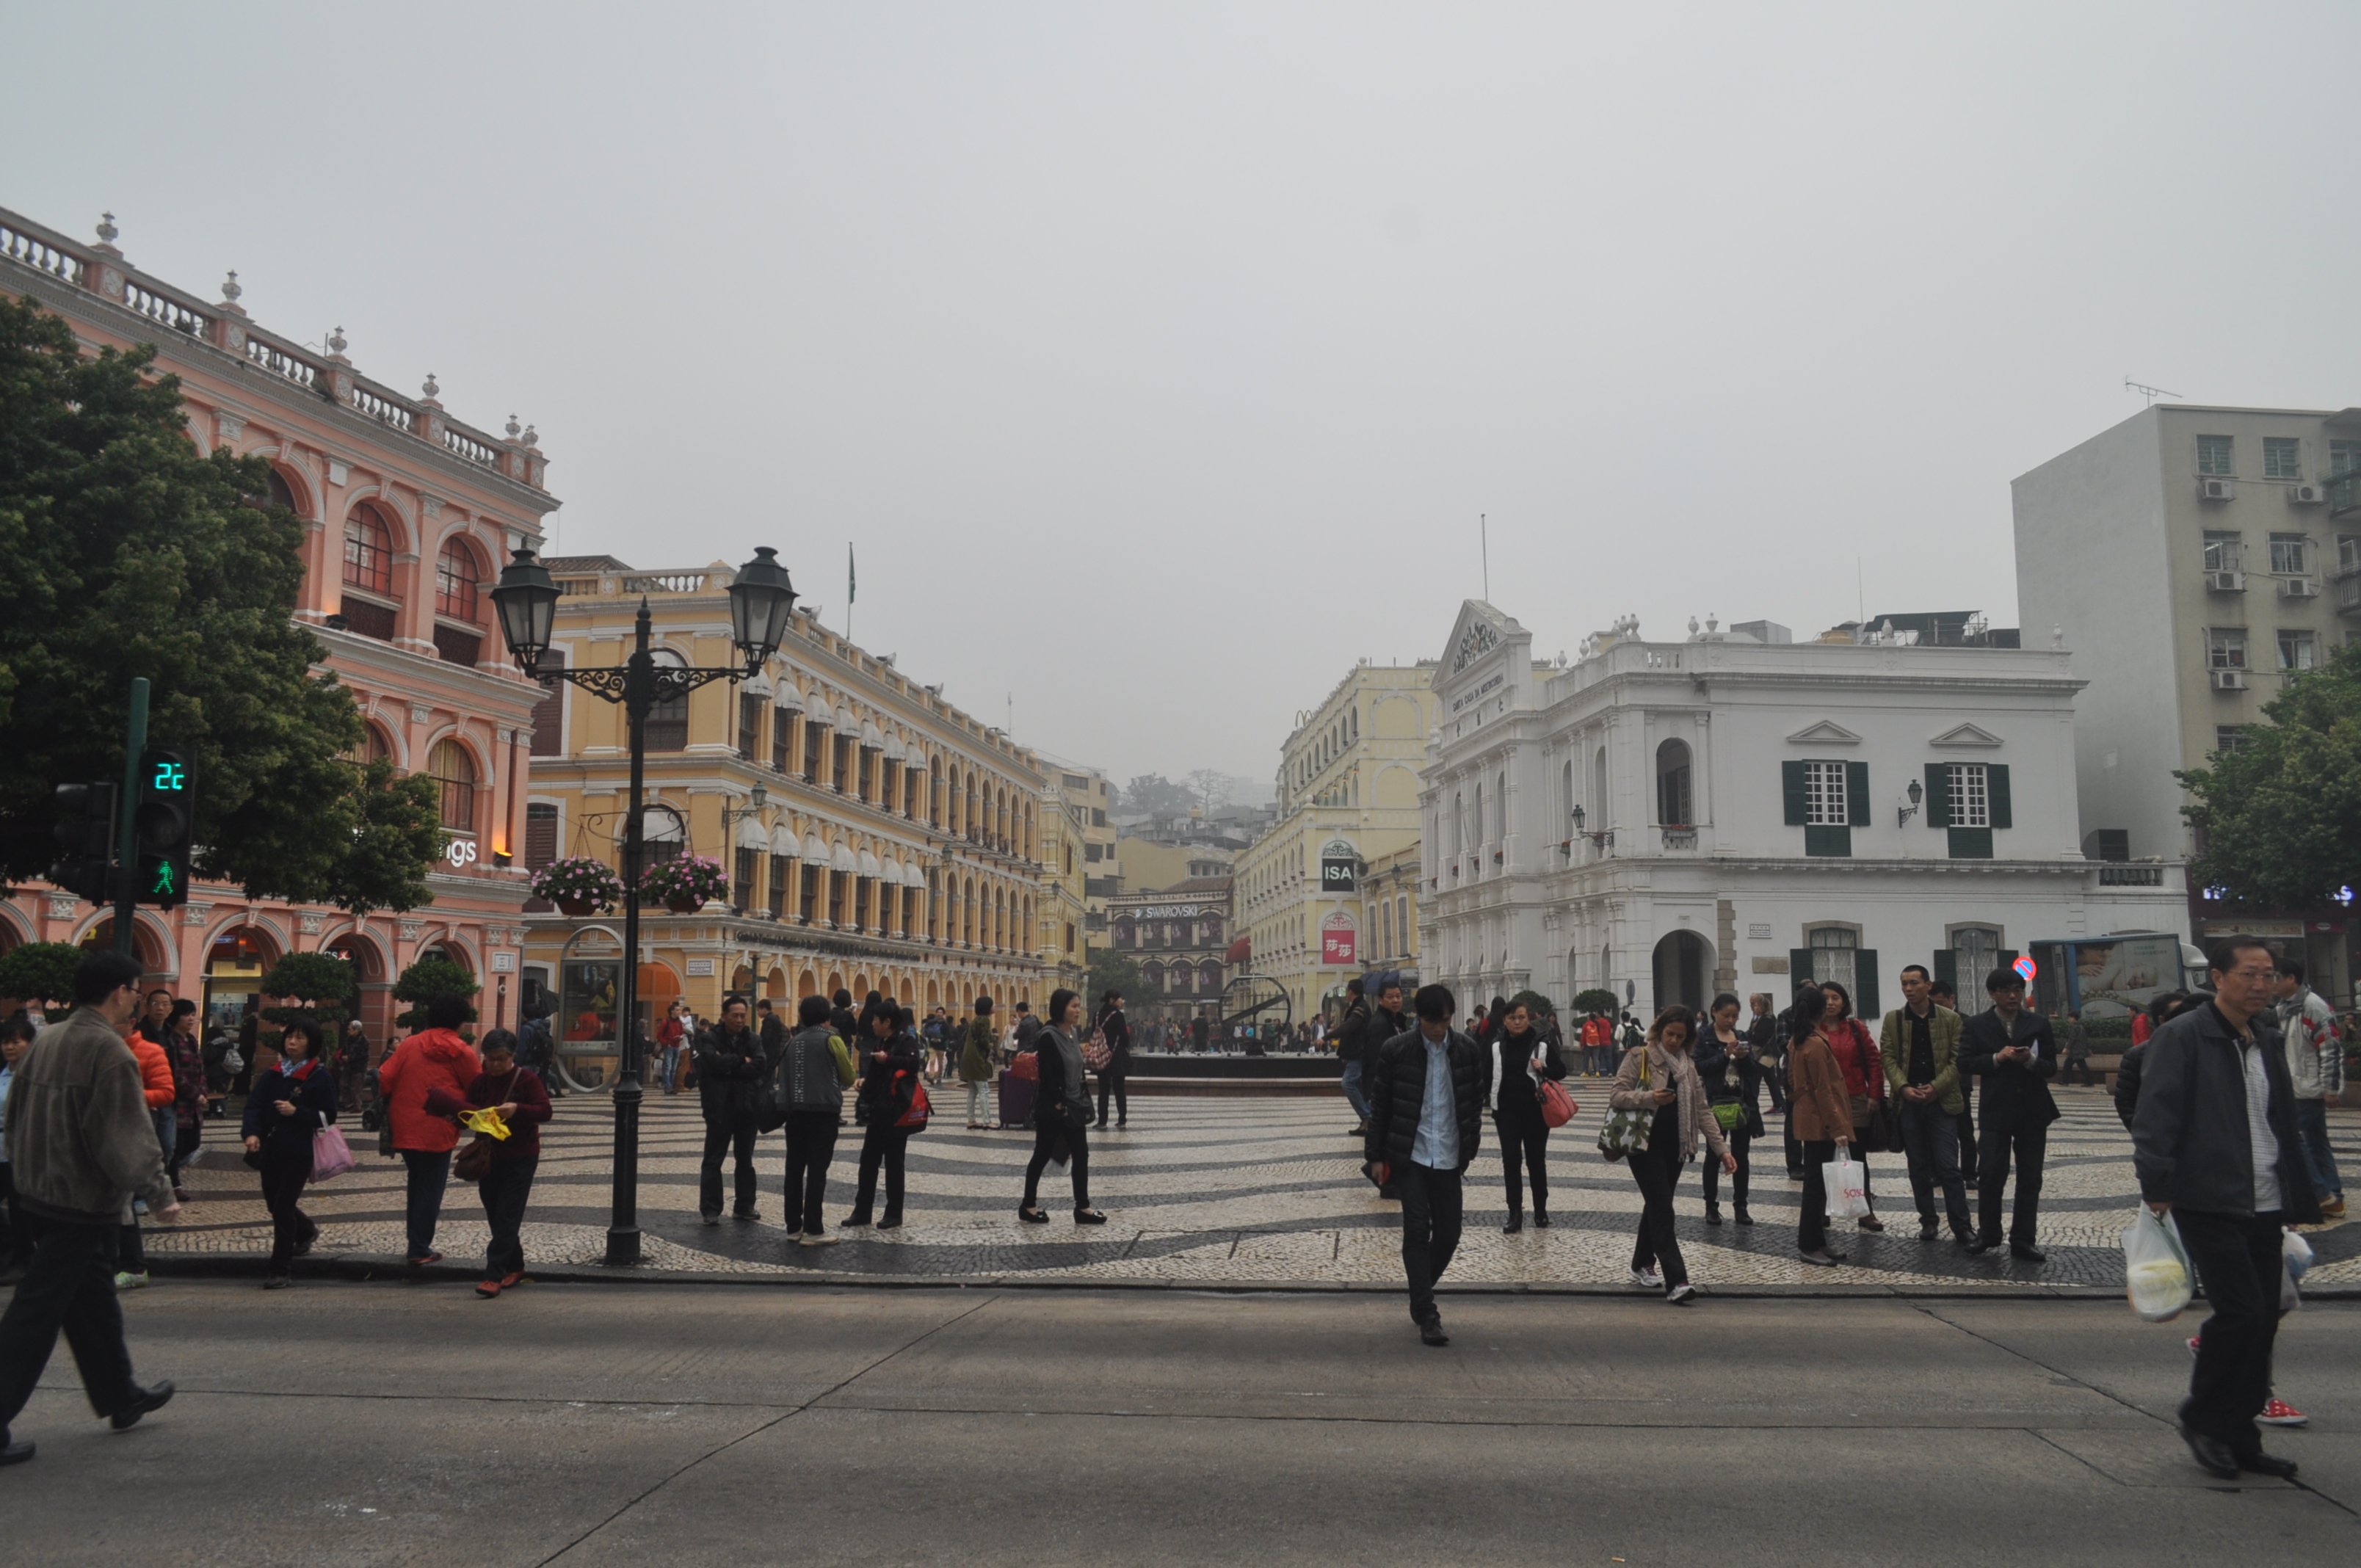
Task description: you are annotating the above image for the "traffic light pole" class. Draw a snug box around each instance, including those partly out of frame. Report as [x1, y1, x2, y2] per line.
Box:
[113, 678, 148, 958]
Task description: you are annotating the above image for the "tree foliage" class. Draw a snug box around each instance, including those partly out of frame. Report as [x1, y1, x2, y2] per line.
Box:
[2180, 644, 2361, 910]
[1120, 774, 1196, 818]
[260, 951, 358, 1010]
[1085, 945, 1150, 1009]
[0, 296, 442, 912]
[1183, 769, 1233, 813]
[0, 941, 83, 1010]
[1571, 987, 1620, 1017]
[392, 955, 480, 1032]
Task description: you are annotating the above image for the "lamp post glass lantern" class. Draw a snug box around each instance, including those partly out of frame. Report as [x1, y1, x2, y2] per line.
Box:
[491, 545, 797, 1264]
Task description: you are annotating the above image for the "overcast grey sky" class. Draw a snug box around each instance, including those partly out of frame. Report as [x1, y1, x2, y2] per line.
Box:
[11, 4, 2357, 787]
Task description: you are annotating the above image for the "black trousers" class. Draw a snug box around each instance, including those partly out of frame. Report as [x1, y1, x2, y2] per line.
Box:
[0, 1164, 26, 1271]
[400, 1148, 453, 1260]
[1493, 1111, 1549, 1216]
[259, 1147, 316, 1274]
[1896, 1098, 1971, 1233]
[1024, 1116, 1092, 1210]
[1976, 1121, 2047, 1248]
[2177, 1208, 2287, 1451]
[1797, 1138, 1838, 1253]
[1095, 1067, 1128, 1127]
[1702, 1123, 1751, 1211]
[783, 1111, 840, 1234]
[1396, 1161, 1464, 1321]
[476, 1155, 537, 1282]
[700, 1112, 759, 1218]
[1954, 1095, 1979, 1183]
[0, 1213, 139, 1434]
[851, 1123, 911, 1221]
[1627, 1139, 1689, 1288]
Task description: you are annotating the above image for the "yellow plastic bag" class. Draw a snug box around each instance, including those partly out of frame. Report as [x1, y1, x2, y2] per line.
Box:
[459, 1105, 512, 1141]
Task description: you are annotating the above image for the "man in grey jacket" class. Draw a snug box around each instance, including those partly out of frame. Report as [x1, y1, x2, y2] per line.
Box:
[2274, 955, 2345, 1220]
[0, 950, 182, 1467]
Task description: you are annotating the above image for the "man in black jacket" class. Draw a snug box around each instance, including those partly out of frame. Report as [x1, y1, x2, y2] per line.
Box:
[1332, 977, 1372, 1137]
[1094, 991, 1132, 1129]
[1959, 968, 2059, 1261]
[693, 995, 766, 1224]
[1363, 984, 1487, 1347]
[2133, 936, 2320, 1480]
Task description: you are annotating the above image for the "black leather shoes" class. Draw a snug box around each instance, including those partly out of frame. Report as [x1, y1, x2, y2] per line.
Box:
[1534, 1211, 1551, 1229]
[2009, 1245, 2048, 1263]
[2180, 1426, 2238, 1479]
[1965, 1238, 1997, 1256]
[1502, 1216, 1522, 1235]
[0, 1435, 32, 1466]
[2234, 1448, 2299, 1480]
[1419, 1314, 1449, 1347]
[110, 1381, 173, 1432]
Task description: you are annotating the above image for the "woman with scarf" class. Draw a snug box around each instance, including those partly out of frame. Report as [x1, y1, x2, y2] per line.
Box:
[1019, 989, 1107, 1224]
[1609, 1006, 1736, 1304]
[1488, 1000, 1568, 1233]
[1821, 981, 1887, 1233]
[242, 1016, 338, 1288]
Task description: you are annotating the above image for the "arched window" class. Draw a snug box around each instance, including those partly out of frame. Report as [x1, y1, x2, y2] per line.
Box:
[646, 650, 689, 751]
[1494, 772, 1506, 841]
[345, 722, 394, 767]
[429, 740, 476, 834]
[268, 469, 301, 515]
[1655, 738, 1693, 827]
[1472, 782, 1484, 847]
[435, 537, 480, 621]
[1451, 793, 1465, 856]
[343, 507, 394, 595]
[1592, 747, 1609, 830]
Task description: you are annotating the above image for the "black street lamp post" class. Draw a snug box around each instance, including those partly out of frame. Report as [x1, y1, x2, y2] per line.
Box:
[490, 545, 797, 1265]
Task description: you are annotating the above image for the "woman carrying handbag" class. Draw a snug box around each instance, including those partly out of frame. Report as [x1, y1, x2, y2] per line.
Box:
[1821, 981, 1887, 1233]
[1020, 989, 1107, 1225]
[242, 1017, 338, 1290]
[1696, 993, 1765, 1227]
[1487, 1000, 1569, 1234]
[1608, 1007, 1736, 1305]
[1788, 986, 1857, 1266]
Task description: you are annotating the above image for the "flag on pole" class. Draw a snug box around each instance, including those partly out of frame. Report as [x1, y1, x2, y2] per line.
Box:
[848, 542, 856, 606]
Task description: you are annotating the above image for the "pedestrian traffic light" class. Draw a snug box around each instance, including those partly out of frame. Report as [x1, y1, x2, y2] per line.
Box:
[134, 746, 195, 907]
[50, 779, 117, 904]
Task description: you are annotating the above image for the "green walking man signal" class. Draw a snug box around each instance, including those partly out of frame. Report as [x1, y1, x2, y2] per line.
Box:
[133, 745, 196, 909]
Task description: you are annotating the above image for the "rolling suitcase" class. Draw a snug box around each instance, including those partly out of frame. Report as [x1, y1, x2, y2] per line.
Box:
[997, 1067, 1036, 1130]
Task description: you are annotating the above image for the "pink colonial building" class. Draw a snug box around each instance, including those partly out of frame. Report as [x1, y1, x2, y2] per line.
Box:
[1, 206, 557, 1042]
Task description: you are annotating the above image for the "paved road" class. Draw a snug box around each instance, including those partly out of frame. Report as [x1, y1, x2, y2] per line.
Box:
[4, 1281, 2353, 1564]
[142, 1087, 2361, 1292]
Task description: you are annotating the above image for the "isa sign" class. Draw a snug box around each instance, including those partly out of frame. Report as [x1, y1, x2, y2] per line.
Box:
[2013, 955, 2037, 984]
[1319, 838, 1358, 893]
[1320, 910, 1357, 966]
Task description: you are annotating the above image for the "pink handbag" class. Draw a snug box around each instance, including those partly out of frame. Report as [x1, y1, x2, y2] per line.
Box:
[308, 1125, 356, 1184]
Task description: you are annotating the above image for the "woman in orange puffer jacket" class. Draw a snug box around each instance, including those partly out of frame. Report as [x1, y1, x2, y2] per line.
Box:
[374, 993, 482, 1266]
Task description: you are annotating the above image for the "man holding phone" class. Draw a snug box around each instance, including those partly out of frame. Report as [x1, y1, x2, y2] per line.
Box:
[1959, 968, 2058, 1262]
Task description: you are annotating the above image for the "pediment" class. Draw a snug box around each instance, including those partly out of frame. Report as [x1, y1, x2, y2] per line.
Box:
[1929, 722, 2003, 749]
[1440, 600, 1527, 680]
[1785, 719, 1863, 746]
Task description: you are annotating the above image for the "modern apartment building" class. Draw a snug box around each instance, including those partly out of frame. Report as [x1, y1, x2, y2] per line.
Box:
[0, 205, 554, 1038]
[518, 562, 1046, 1083]
[1234, 661, 1440, 1026]
[2014, 402, 2361, 992]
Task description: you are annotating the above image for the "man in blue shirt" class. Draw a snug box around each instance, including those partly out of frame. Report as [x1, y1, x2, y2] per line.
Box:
[1363, 984, 1485, 1346]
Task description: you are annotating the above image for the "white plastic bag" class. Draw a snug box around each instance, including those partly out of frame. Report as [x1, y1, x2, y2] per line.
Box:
[2283, 1229, 2313, 1281]
[1823, 1154, 1871, 1220]
[2122, 1205, 2193, 1323]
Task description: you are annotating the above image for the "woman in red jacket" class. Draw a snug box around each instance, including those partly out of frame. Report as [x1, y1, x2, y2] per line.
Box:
[374, 993, 481, 1266]
[1821, 981, 1886, 1233]
[425, 1028, 551, 1299]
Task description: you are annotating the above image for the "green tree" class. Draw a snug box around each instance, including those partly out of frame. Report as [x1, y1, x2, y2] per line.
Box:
[0, 296, 443, 912]
[1508, 988, 1556, 1020]
[0, 941, 84, 1012]
[2180, 645, 2361, 910]
[1120, 774, 1195, 818]
[257, 950, 360, 1039]
[1572, 987, 1620, 1017]
[392, 955, 480, 1033]
[1085, 945, 1149, 1009]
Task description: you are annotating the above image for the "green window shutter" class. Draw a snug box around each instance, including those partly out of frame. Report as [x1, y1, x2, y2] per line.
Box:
[1934, 949, 1958, 990]
[1790, 948, 1815, 984]
[1804, 824, 1853, 857]
[1846, 760, 1871, 827]
[1948, 827, 1993, 859]
[1782, 761, 1808, 826]
[1923, 763, 1950, 829]
[1987, 764, 2012, 830]
[1854, 951, 1879, 1019]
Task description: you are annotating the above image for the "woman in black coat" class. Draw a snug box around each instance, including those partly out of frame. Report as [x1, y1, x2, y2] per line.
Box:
[1696, 993, 1766, 1226]
[242, 1016, 338, 1288]
[1487, 1001, 1567, 1233]
[844, 1003, 923, 1229]
[1021, 989, 1106, 1224]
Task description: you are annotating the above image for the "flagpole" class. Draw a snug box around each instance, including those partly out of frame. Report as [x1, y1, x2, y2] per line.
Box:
[846, 542, 856, 646]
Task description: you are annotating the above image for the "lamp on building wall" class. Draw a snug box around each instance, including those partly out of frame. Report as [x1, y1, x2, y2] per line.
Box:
[1897, 777, 1923, 828]
[489, 544, 797, 1266]
[1569, 803, 1613, 851]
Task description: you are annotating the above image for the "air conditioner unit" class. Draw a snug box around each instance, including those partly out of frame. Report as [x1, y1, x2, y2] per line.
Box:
[2199, 478, 2234, 501]
[2288, 484, 2325, 505]
[2278, 577, 2321, 600]
[2205, 570, 2246, 592]
[2211, 668, 2248, 691]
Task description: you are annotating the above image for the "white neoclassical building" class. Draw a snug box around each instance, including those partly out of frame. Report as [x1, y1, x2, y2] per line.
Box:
[1418, 601, 2188, 1021]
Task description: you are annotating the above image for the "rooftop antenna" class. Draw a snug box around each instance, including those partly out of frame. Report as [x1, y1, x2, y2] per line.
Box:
[2125, 377, 2183, 407]
[1480, 512, 1489, 602]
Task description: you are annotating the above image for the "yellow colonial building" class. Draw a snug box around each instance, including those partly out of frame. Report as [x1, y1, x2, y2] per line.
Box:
[1235, 661, 1439, 1028]
[521, 556, 1047, 1080]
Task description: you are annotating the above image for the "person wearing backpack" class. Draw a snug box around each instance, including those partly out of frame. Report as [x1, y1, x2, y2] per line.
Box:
[844, 1003, 924, 1229]
[778, 995, 855, 1246]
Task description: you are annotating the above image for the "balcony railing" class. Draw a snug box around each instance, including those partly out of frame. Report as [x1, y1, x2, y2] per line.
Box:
[1660, 826, 1698, 850]
[0, 203, 542, 492]
[2097, 865, 2164, 886]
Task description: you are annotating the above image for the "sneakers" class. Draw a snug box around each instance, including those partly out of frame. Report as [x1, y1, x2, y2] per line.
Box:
[2321, 1196, 2347, 1219]
[2258, 1398, 2308, 1428]
[1629, 1266, 1661, 1289]
[2188, 1335, 2202, 1356]
[1665, 1283, 1698, 1306]
[113, 1271, 148, 1291]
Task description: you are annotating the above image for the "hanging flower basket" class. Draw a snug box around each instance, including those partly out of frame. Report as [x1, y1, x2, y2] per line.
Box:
[531, 857, 623, 915]
[641, 854, 729, 913]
